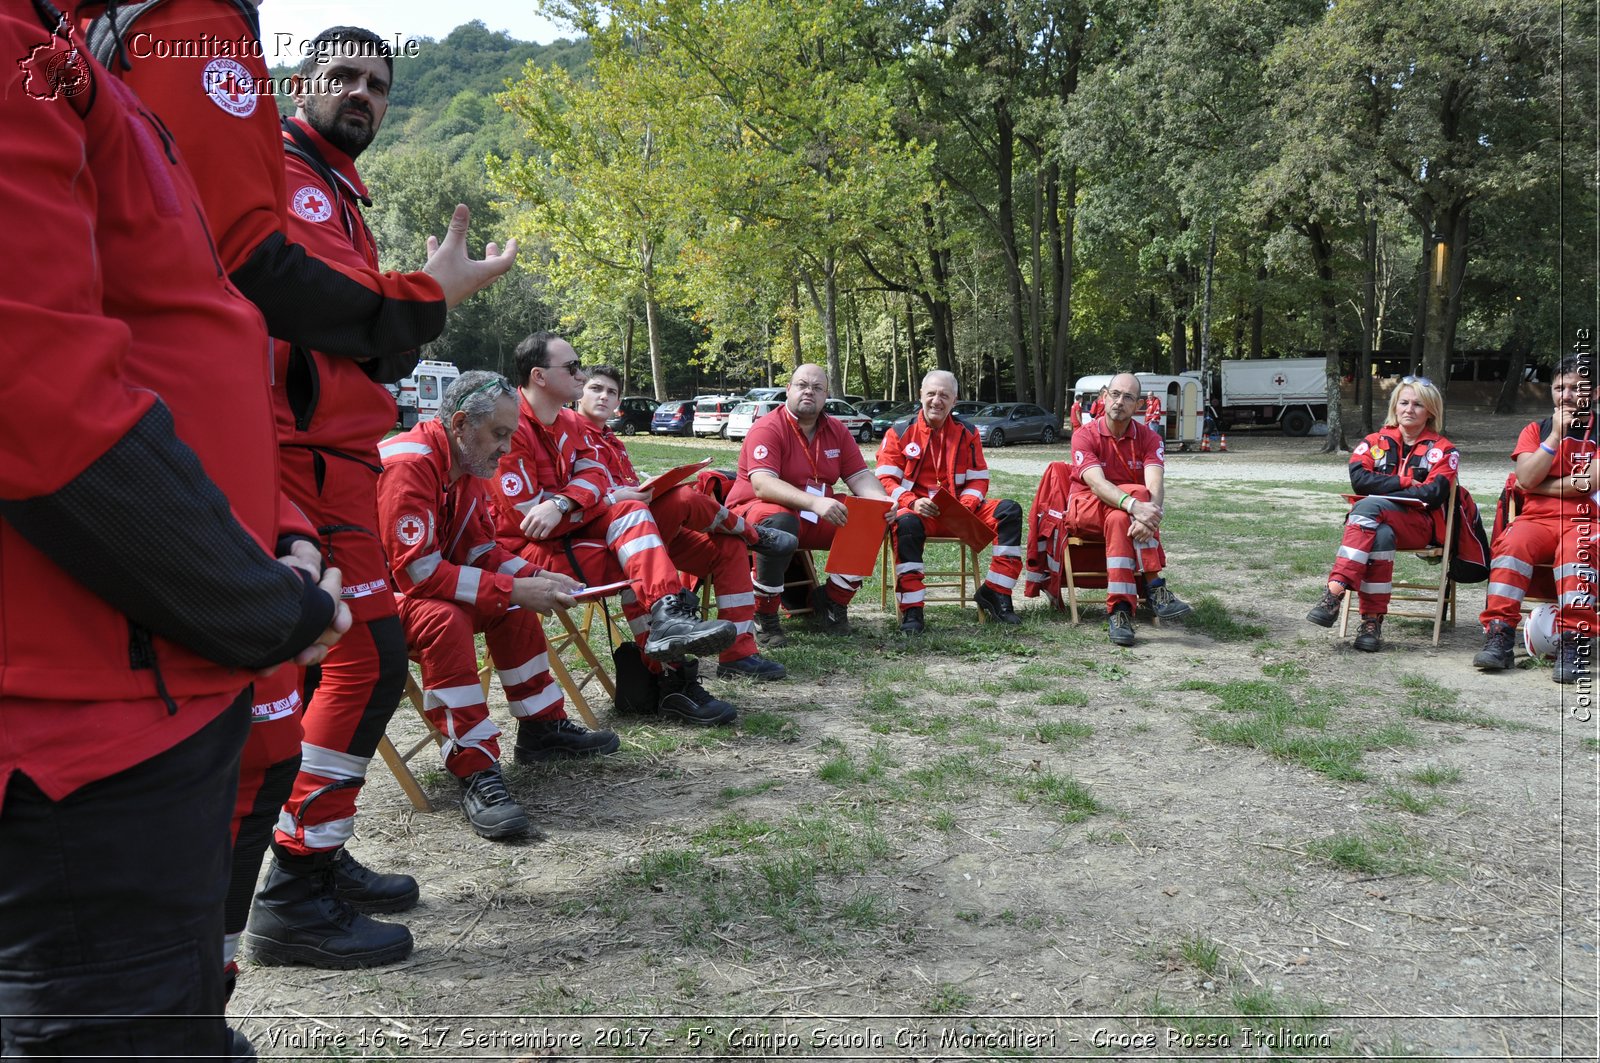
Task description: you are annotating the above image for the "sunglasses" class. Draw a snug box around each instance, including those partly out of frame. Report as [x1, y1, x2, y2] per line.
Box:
[1400, 375, 1433, 388]
[542, 359, 584, 375]
[459, 377, 513, 402]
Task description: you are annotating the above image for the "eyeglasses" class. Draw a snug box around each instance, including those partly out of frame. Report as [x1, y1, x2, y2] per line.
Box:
[790, 381, 827, 393]
[1400, 375, 1433, 388]
[541, 359, 584, 375]
[1106, 390, 1139, 403]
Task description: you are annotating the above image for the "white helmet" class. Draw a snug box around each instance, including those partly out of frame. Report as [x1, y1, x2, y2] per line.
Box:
[1522, 603, 1560, 660]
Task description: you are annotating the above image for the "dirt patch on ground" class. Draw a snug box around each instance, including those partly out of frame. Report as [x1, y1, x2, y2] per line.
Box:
[233, 432, 1598, 1061]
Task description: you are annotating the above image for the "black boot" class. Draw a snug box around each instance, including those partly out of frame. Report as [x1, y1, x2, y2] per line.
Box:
[329, 847, 418, 913]
[751, 524, 799, 558]
[643, 590, 737, 662]
[514, 717, 621, 761]
[899, 606, 926, 634]
[658, 659, 738, 725]
[459, 768, 531, 840]
[1473, 620, 1516, 671]
[975, 585, 1022, 625]
[244, 859, 412, 969]
[753, 611, 788, 649]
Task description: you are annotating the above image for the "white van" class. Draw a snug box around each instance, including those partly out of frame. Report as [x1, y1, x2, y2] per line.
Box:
[387, 359, 461, 429]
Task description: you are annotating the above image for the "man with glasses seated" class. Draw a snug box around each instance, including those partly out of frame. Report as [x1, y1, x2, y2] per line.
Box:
[1474, 353, 1597, 683]
[376, 373, 618, 841]
[726, 363, 894, 643]
[488, 334, 742, 725]
[1060, 372, 1195, 645]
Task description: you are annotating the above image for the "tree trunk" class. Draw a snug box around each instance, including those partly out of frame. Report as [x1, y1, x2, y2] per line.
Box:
[886, 293, 900, 400]
[994, 96, 1031, 403]
[1305, 221, 1347, 453]
[1048, 163, 1077, 423]
[1197, 221, 1218, 414]
[1029, 163, 1046, 403]
[644, 292, 665, 401]
[621, 313, 635, 396]
[904, 295, 923, 401]
[788, 279, 803, 369]
[801, 261, 844, 394]
[1361, 206, 1377, 435]
[1171, 307, 1188, 375]
[1494, 294, 1534, 415]
[1408, 218, 1429, 377]
[851, 295, 873, 398]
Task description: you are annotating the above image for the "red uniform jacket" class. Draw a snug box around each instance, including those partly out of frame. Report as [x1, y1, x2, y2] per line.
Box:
[1024, 461, 1076, 599]
[490, 398, 613, 545]
[377, 420, 538, 615]
[78, 0, 446, 359]
[876, 413, 991, 511]
[1, 11, 329, 801]
[584, 422, 642, 491]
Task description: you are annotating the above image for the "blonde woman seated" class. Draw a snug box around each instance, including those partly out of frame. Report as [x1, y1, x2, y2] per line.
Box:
[1306, 377, 1457, 651]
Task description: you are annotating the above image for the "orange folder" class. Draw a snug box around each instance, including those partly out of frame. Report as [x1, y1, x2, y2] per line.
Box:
[638, 458, 713, 495]
[823, 497, 893, 578]
[930, 487, 995, 552]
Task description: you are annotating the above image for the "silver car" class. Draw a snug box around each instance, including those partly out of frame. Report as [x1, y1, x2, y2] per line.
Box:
[966, 403, 1059, 447]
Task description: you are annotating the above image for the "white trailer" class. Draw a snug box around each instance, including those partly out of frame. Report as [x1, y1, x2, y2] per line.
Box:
[1070, 372, 1205, 448]
[1215, 357, 1327, 436]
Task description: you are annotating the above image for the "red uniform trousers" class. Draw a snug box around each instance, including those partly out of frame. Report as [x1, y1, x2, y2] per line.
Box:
[647, 487, 759, 661]
[735, 500, 864, 613]
[1327, 497, 1438, 617]
[891, 498, 1023, 611]
[224, 668, 304, 955]
[1062, 485, 1168, 611]
[273, 455, 409, 858]
[514, 499, 682, 655]
[1481, 513, 1598, 635]
[395, 596, 564, 778]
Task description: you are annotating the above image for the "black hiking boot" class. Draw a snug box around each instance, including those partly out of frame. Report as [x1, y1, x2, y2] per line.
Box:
[1472, 620, 1516, 671]
[244, 861, 412, 970]
[460, 768, 531, 840]
[643, 590, 737, 662]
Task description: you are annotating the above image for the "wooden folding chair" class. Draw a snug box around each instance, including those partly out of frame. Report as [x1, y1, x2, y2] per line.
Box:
[1337, 480, 1459, 646]
[376, 659, 494, 813]
[778, 550, 821, 617]
[877, 535, 982, 616]
[1055, 535, 1155, 626]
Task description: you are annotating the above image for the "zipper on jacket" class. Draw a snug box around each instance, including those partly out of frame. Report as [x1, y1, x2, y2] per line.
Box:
[128, 623, 180, 716]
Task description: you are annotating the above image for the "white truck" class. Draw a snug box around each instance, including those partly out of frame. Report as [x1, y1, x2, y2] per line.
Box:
[1213, 357, 1327, 437]
[384, 359, 460, 429]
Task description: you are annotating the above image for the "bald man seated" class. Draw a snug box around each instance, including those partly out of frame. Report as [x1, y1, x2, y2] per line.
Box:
[876, 371, 1025, 632]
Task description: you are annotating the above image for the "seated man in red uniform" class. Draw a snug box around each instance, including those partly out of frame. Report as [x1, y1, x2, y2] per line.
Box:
[574, 364, 792, 680]
[726, 363, 894, 643]
[1473, 353, 1597, 683]
[489, 334, 740, 724]
[378, 372, 619, 842]
[876, 370, 1024, 632]
[1064, 372, 1194, 645]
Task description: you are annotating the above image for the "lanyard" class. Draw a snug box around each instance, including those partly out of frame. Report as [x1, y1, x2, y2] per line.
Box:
[783, 407, 823, 484]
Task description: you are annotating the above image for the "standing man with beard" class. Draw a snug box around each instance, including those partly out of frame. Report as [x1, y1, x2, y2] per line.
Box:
[247, 27, 451, 970]
[376, 373, 617, 844]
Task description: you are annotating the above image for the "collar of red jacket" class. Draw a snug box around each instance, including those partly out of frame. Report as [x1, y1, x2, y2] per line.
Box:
[285, 116, 370, 200]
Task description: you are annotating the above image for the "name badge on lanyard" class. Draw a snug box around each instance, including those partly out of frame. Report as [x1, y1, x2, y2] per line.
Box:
[801, 481, 825, 523]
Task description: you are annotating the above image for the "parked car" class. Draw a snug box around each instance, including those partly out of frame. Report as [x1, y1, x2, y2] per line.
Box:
[606, 396, 656, 436]
[726, 400, 782, 441]
[871, 401, 918, 439]
[839, 394, 866, 408]
[651, 399, 695, 436]
[966, 403, 1059, 447]
[854, 399, 900, 419]
[823, 399, 873, 443]
[743, 386, 786, 402]
[692, 395, 743, 437]
[889, 399, 990, 436]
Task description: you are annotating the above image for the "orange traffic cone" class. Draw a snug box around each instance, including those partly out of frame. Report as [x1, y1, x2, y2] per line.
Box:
[1219, 434, 1229, 452]
[1200, 435, 1211, 453]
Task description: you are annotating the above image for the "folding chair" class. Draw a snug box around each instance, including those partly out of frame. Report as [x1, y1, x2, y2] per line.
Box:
[877, 536, 982, 615]
[778, 550, 821, 617]
[1336, 480, 1458, 646]
[1056, 534, 1154, 626]
[377, 658, 492, 813]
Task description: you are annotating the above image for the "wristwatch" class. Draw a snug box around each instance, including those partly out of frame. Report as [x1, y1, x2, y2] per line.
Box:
[551, 495, 573, 514]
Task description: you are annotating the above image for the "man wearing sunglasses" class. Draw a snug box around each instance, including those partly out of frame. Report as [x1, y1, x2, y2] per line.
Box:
[491, 334, 742, 725]
[1060, 372, 1195, 645]
[372, 373, 618, 837]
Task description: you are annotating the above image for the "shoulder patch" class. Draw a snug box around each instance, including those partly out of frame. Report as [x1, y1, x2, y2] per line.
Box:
[290, 185, 334, 222]
[905, 442, 922, 458]
[1426, 447, 1444, 465]
[1353, 442, 1369, 457]
[500, 472, 524, 497]
[752, 444, 769, 461]
[395, 514, 426, 546]
[202, 58, 257, 118]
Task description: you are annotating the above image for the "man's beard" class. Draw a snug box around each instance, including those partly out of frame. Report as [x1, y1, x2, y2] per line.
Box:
[307, 98, 376, 157]
[461, 441, 500, 479]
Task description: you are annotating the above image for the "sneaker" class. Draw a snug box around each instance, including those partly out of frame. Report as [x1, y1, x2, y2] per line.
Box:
[1306, 587, 1344, 628]
[975, 585, 1022, 625]
[1107, 607, 1136, 647]
[1553, 633, 1590, 685]
[810, 585, 851, 634]
[899, 606, 926, 634]
[329, 848, 418, 914]
[460, 768, 530, 840]
[514, 717, 621, 762]
[1353, 614, 1384, 653]
[658, 660, 738, 725]
[716, 653, 787, 681]
[751, 524, 799, 559]
[1146, 583, 1194, 621]
[1472, 620, 1516, 671]
[754, 611, 788, 649]
[245, 861, 413, 970]
[643, 590, 737, 662]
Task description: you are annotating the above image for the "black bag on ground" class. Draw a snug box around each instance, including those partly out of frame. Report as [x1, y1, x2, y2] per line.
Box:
[612, 642, 658, 714]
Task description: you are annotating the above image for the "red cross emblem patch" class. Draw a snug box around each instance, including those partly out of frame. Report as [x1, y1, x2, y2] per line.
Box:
[291, 186, 334, 223]
[202, 58, 257, 118]
[396, 514, 426, 546]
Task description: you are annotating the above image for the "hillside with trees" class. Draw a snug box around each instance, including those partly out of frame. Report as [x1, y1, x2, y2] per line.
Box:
[281, 5, 1594, 438]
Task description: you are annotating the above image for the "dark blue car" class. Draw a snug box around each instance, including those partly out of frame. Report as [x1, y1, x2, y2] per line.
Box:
[651, 400, 695, 436]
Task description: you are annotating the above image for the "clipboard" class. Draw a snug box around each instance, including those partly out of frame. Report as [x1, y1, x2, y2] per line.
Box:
[823, 497, 893, 578]
[571, 580, 631, 602]
[1341, 494, 1425, 507]
[930, 487, 996, 552]
[637, 458, 713, 495]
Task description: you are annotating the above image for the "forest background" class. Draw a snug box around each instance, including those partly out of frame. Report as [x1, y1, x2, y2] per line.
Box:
[272, 0, 1596, 442]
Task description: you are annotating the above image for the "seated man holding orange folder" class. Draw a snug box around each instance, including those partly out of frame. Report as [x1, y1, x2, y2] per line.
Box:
[574, 363, 792, 682]
[877, 371, 1026, 633]
[726, 364, 894, 642]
